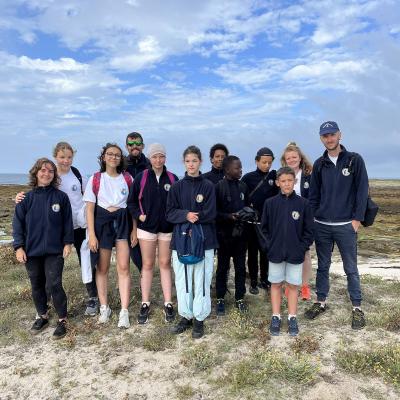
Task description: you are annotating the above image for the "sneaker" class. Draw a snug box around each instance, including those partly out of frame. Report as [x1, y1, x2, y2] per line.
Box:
[85, 297, 99, 316]
[235, 299, 248, 313]
[164, 303, 176, 323]
[301, 285, 311, 301]
[304, 302, 327, 320]
[53, 320, 67, 339]
[118, 309, 130, 329]
[269, 316, 281, 336]
[352, 308, 366, 330]
[249, 285, 259, 295]
[258, 281, 270, 290]
[192, 319, 204, 339]
[30, 317, 49, 335]
[98, 305, 112, 324]
[171, 317, 193, 334]
[216, 298, 225, 316]
[137, 303, 150, 324]
[288, 317, 299, 336]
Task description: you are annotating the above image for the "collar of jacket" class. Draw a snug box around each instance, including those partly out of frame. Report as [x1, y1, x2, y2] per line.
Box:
[211, 166, 224, 175]
[183, 173, 203, 182]
[127, 153, 147, 165]
[279, 190, 296, 199]
[33, 185, 54, 193]
[322, 144, 348, 162]
[256, 168, 270, 176]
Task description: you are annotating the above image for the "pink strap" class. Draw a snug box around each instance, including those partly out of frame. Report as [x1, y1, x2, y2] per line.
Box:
[138, 169, 149, 215]
[92, 172, 101, 197]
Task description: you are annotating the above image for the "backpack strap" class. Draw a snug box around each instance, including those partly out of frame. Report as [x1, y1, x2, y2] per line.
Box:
[166, 171, 176, 184]
[92, 172, 101, 197]
[122, 171, 133, 189]
[138, 169, 149, 215]
[248, 173, 269, 199]
[71, 166, 83, 194]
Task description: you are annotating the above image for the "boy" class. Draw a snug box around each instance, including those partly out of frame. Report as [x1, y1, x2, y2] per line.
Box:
[215, 156, 249, 314]
[261, 167, 314, 336]
[242, 147, 279, 294]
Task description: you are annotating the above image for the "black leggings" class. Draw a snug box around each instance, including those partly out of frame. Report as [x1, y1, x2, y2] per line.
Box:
[26, 255, 67, 318]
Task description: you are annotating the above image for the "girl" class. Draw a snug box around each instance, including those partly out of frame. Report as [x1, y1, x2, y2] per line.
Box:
[13, 158, 74, 339]
[166, 145, 217, 339]
[83, 143, 133, 328]
[280, 142, 313, 300]
[128, 143, 178, 324]
[16, 142, 98, 316]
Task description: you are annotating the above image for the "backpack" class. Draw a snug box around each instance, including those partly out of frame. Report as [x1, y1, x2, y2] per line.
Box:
[175, 222, 205, 265]
[71, 166, 83, 194]
[92, 171, 133, 197]
[138, 169, 175, 215]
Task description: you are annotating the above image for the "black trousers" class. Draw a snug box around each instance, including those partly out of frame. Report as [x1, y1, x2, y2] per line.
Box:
[216, 238, 247, 300]
[26, 255, 67, 318]
[247, 225, 269, 286]
[74, 228, 97, 298]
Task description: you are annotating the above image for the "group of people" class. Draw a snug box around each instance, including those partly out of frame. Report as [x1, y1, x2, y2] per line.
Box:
[12, 120, 370, 339]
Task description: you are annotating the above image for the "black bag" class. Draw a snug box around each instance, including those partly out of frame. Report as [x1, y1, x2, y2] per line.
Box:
[361, 197, 379, 227]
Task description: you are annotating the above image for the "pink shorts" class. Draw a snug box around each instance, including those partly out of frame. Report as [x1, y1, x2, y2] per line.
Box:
[137, 228, 172, 242]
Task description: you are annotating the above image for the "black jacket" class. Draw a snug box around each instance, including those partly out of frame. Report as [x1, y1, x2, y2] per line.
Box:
[128, 167, 178, 234]
[13, 186, 74, 256]
[309, 146, 369, 223]
[125, 153, 150, 179]
[166, 174, 218, 250]
[261, 192, 314, 264]
[203, 167, 224, 185]
[241, 168, 279, 215]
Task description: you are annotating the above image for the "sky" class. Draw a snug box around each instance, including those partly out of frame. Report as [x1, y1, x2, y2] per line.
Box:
[0, 0, 399, 178]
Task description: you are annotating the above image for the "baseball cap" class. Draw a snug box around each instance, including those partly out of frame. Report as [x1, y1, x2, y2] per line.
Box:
[319, 121, 340, 135]
[256, 147, 274, 159]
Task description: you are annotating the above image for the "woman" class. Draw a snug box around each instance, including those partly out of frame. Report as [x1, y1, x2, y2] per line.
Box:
[166, 145, 217, 339]
[280, 142, 313, 300]
[13, 158, 74, 339]
[128, 143, 178, 324]
[16, 142, 99, 316]
[83, 143, 134, 328]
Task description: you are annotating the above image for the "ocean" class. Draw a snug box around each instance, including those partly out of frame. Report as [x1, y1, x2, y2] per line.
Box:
[0, 173, 29, 185]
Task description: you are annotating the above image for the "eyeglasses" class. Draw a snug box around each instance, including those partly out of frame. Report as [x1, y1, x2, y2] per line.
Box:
[127, 140, 143, 146]
[105, 152, 121, 159]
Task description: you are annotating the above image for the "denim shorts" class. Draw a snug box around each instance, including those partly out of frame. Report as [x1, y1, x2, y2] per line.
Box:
[268, 261, 303, 285]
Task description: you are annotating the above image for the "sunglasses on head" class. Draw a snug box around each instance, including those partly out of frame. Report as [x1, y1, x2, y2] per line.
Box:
[127, 140, 143, 146]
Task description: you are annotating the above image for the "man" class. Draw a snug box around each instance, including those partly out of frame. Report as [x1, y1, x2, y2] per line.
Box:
[125, 131, 150, 272]
[305, 121, 368, 330]
[202, 143, 229, 184]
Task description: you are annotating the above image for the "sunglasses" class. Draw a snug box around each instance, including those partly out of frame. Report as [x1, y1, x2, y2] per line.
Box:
[127, 140, 143, 146]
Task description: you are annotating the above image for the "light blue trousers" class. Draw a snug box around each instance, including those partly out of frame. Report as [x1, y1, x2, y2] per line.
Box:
[172, 249, 214, 322]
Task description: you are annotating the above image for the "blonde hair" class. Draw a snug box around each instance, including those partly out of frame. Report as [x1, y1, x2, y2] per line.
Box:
[280, 142, 313, 176]
[53, 142, 75, 158]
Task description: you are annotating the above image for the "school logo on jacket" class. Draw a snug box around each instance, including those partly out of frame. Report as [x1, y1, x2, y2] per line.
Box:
[196, 194, 204, 203]
[121, 187, 128, 195]
[52, 203, 60, 212]
[292, 211, 300, 220]
[303, 181, 309, 189]
[240, 192, 244, 200]
[342, 168, 350, 176]
[268, 179, 274, 186]
[164, 183, 171, 191]
[71, 184, 78, 192]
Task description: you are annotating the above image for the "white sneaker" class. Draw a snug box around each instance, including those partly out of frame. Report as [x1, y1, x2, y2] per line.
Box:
[118, 308, 130, 329]
[98, 305, 111, 324]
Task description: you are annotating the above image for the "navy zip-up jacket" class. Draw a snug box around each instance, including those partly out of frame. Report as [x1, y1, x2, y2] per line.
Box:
[300, 173, 311, 198]
[125, 153, 150, 179]
[13, 186, 74, 256]
[127, 167, 178, 234]
[203, 167, 224, 185]
[215, 178, 249, 238]
[166, 173, 218, 250]
[309, 145, 369, 223]
[241, 169, 279, 215]
[261, 191, 314, 264]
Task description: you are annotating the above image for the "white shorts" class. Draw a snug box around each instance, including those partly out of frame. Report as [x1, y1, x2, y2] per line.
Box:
[137, 228, 172, 242]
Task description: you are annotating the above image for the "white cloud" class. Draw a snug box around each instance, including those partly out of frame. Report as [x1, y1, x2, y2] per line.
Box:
[18, 56, 88, 72]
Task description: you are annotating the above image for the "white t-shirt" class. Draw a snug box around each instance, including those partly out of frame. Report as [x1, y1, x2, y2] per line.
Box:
[59, 169, 87, 229]
[328, 155, 338, 166]
[83, 172, 129, 209]
[294, 170, 302, 196]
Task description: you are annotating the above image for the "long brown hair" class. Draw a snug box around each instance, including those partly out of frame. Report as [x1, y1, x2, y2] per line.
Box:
[29, 158, 60, 188]
[280, 142, 313, 176]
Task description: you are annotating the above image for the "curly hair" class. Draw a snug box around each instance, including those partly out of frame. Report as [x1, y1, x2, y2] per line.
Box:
[29, 158, 60, 188]
[98, 143, 126, 173]
[280, 142, 313, 176]
[209, 143, 229, 159]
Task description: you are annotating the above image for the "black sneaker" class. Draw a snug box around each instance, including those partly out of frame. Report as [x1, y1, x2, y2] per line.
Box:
[53, 320, 67, 340]
[137, 303, 150, 324]
[304, 302, 327, 320]
[288, 317, 299, 336]
[164, 303, 176, 323]
[352, 308, 366, 330]
[216, 298, 225, 316]
[30, 317, 49, 335]
[249, 285, 259, 295]
[258, 281, 270, 290]
[269, 316, 281, 336]
[192, 319, 204, 339]
[235, 299, 248, 313]
[171, 317, 193, 334]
